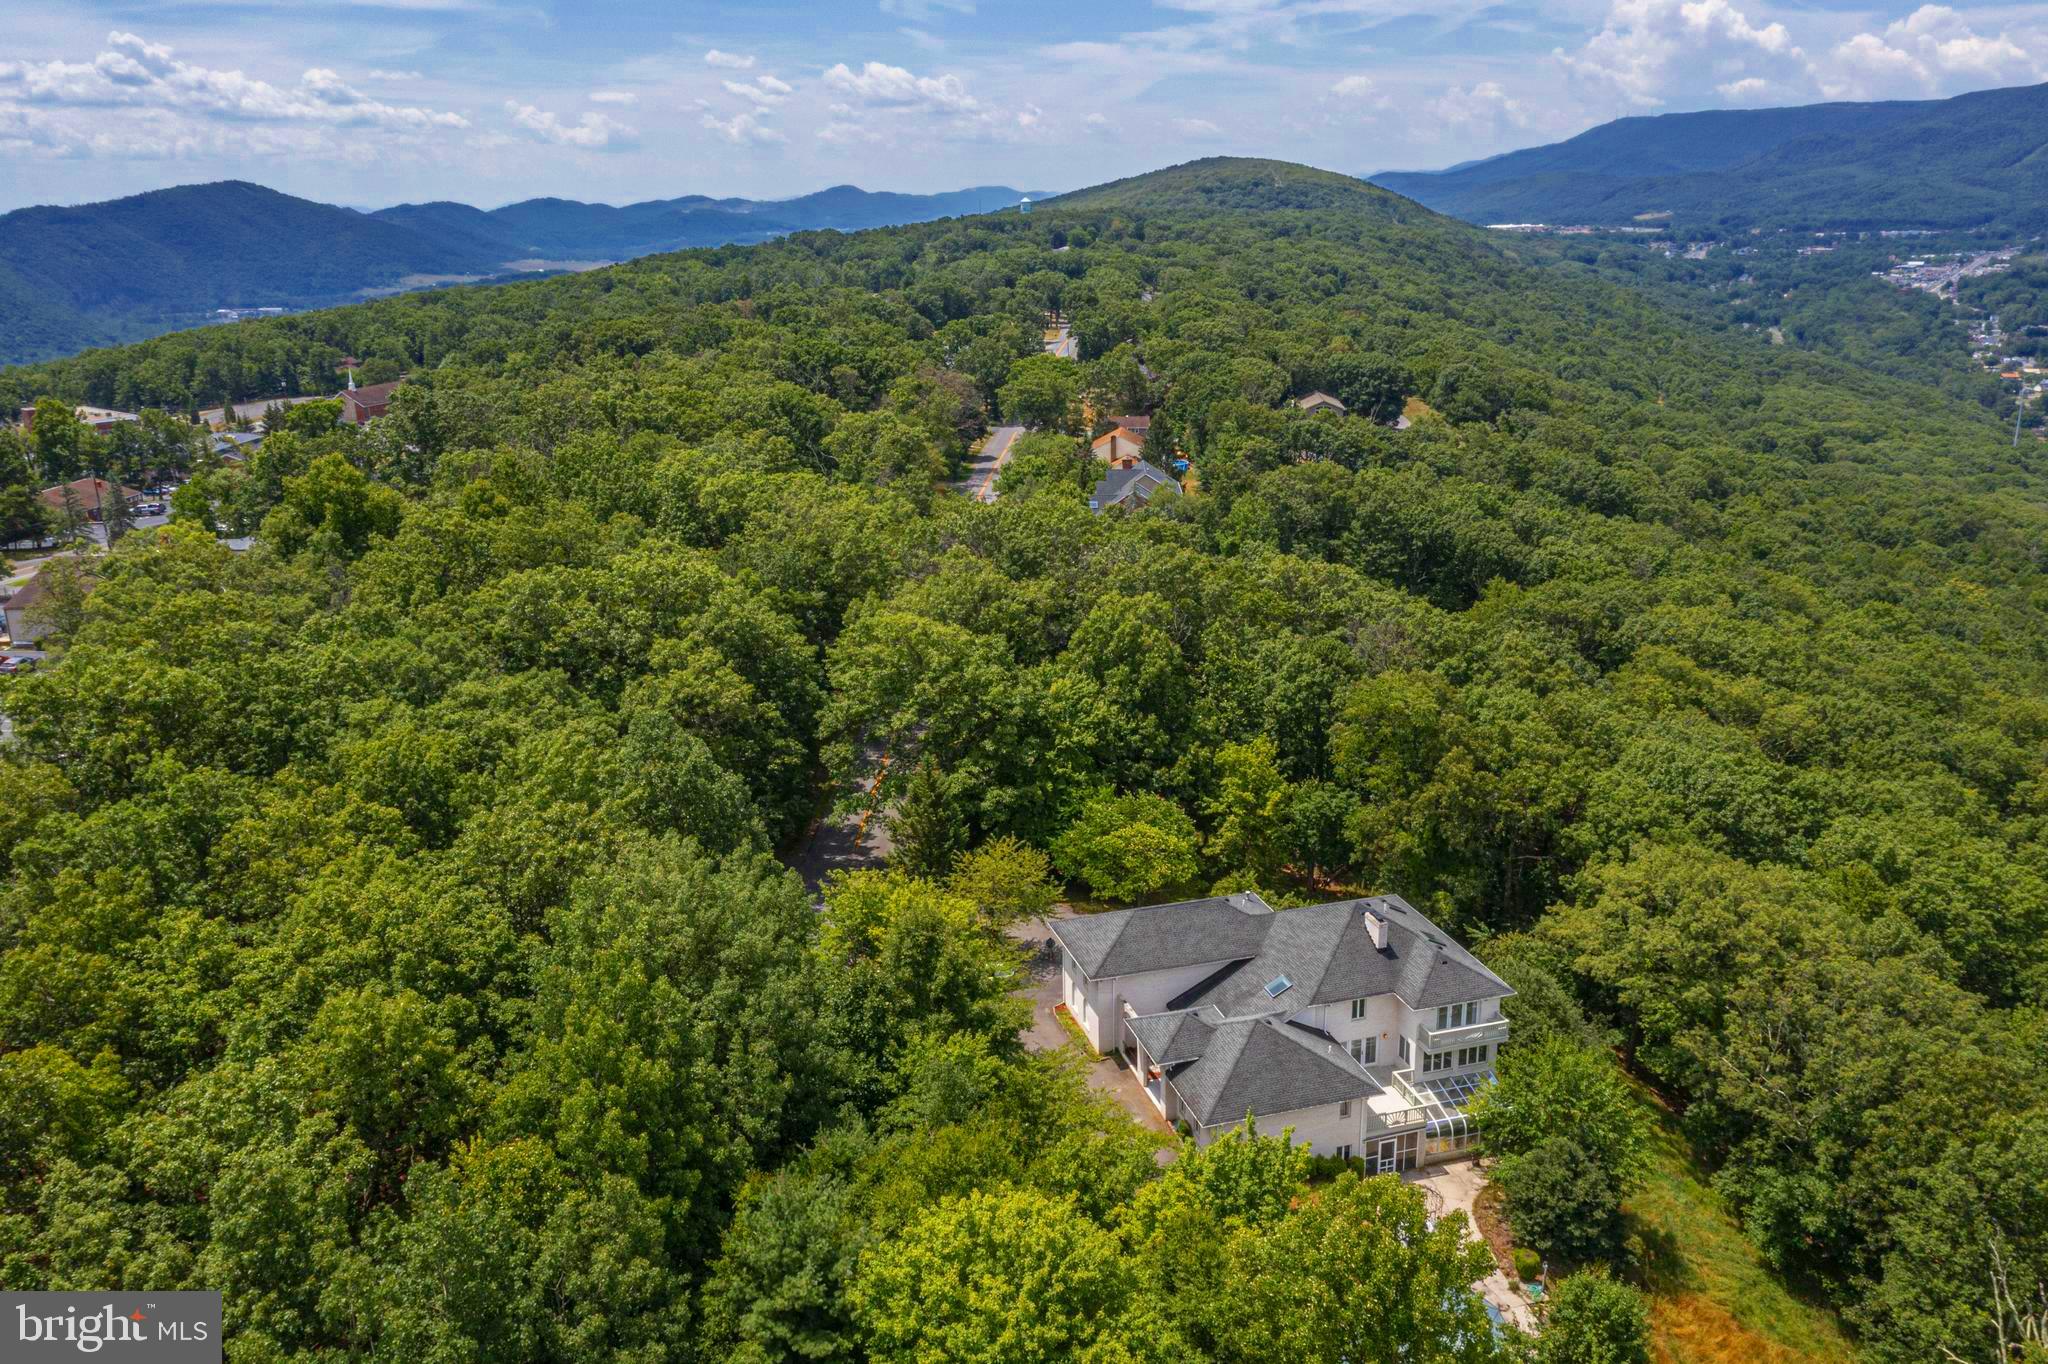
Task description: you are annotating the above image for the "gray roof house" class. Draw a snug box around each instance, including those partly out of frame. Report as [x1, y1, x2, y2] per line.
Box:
[1090, 459, 1180, 512]
[1049, 893, 1513, 1169]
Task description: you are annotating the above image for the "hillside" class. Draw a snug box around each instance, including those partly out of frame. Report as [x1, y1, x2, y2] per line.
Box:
[0, 181, 484, 364]
[1051, 157, 1404, 216]
[1375, 81, 2048, 231]
[0, 180, 1052, 366]
[0, 158, 2042, 1364]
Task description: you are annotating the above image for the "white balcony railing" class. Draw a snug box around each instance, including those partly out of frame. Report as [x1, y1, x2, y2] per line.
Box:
[1420, 1016, 1510, 1052]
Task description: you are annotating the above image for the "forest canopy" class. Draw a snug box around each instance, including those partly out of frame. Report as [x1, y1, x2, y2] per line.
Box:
[0, 157, 2043, 1364]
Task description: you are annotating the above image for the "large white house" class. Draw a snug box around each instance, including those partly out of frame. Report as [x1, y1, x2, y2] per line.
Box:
[1048, 892, 1512, 1171]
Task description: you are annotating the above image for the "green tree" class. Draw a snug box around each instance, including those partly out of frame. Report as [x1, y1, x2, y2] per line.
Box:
[1540, 1271, 1649, 1364]
[1209, 1172, 1512, 1364]
[261, 452, 403, 559]
[999, 354, 1082, 432]
[1469, 1036, 1647, 1189]
[888, 757, 970, 876]
[1204, 736, 1288, 884]
[1052, 791, 1201, 902]
[945, 835, 1059, 926]
[849, 1187, 1155, 1364]
[29, 397, 89, 482]
[1493, 1136, 1623, 1266]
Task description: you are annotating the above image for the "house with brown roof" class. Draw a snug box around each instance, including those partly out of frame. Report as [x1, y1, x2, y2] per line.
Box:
[1090, 415, 1152, 466]
[1294, 391, 1347, 415]
[38, 477, 142, 523]
[338, 380, 402, 427]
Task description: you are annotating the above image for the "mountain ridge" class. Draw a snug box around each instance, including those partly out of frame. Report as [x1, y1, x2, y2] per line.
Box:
[0, 178, 1056, 366]
[1373, 81, 2048, 231]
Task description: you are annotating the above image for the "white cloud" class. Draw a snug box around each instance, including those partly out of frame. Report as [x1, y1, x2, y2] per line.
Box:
[1429, 80, 1531, 133]
[1823, 6, 2038, 98]
[1330, 74, 1376, 98]
[723, 74, 793, 106]
[703, 49, 756, 70]
[506, 100, 634, 148]
[823, 60, 978, 113]
[703, 109, 785, 144]
[589, 90, 637, 105]
[1716, 76, 1771, 101]
[0, 32, 469, 130]
[1558, 0, 1811, 107]
[1174, 115, 1223, 136]
[363, 69, 424, 83]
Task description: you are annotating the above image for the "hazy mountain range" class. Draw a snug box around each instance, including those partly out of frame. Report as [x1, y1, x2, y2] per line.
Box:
[0, 180, 1052, 366]
[1372, 80, 2048, 233]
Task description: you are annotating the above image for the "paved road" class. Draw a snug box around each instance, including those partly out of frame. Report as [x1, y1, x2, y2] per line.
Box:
[1045, 326, 1077, 359]
[957, 424, 1024, 503]
[783, 747, 894, 898]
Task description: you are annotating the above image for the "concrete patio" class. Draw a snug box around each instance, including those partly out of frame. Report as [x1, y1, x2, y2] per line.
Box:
[1405, 1160, 1540, 1335]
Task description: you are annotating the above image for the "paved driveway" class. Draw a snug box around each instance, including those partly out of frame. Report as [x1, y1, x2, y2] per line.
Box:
[1404, 1162, 1540, 1335]
[1010, 909, 1176, 1161]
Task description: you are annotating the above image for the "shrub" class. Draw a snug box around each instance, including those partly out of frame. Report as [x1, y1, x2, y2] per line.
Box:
[1514, 1247, 1542, 1283]
[1494, 1135, 1624, 1265]
[1540, 1271, 1650, 1364]
[1304, 1152, 1367, 1182]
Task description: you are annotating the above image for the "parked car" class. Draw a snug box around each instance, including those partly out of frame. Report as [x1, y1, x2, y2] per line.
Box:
[0, 656, 32, 675]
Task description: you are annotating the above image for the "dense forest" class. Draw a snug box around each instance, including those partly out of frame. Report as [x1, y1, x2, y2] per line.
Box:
[1, 157, 2043, 1364]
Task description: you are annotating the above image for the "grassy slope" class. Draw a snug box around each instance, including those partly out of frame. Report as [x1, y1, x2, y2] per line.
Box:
[1628, 1085, 1856, 1364]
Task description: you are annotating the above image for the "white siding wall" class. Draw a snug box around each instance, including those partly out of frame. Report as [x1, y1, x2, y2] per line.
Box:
[1288, 995, 1404, 1070]
[1073, 959, 1241, 1053]
[1194, 1100, 1365, 1157]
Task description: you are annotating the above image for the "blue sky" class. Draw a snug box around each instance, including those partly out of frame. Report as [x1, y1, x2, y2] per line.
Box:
[0, 0, 2040, 211]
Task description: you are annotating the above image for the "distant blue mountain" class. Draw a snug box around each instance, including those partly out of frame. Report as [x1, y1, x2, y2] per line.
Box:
[1372, 81, 2048, 232]
[0, 180, 1056, 365]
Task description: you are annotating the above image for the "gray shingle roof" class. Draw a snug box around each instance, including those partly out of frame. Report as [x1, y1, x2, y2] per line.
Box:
[1127, 1009, 1216, 1066]
[1165, 1017, 1377, 1127]
[1046, 892, 1274, 978]
[1053, 892, 1511, 1011]
[1090, 459, 1179, 510]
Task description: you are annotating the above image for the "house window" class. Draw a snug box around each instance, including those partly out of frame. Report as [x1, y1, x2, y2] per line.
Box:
[1422, 1051, 1452, 1074]
[1339, 1100, 1351, 1117]
[1335, 1144, 1353, 1160]
[1360, 1037, 1377, 1064]
[1436, 1002, 1477, 1030]
[1457, 1044, 1490, 1068]
[1351, 998, 1368, 1020]
[1399, 1036, 1411, 1062]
